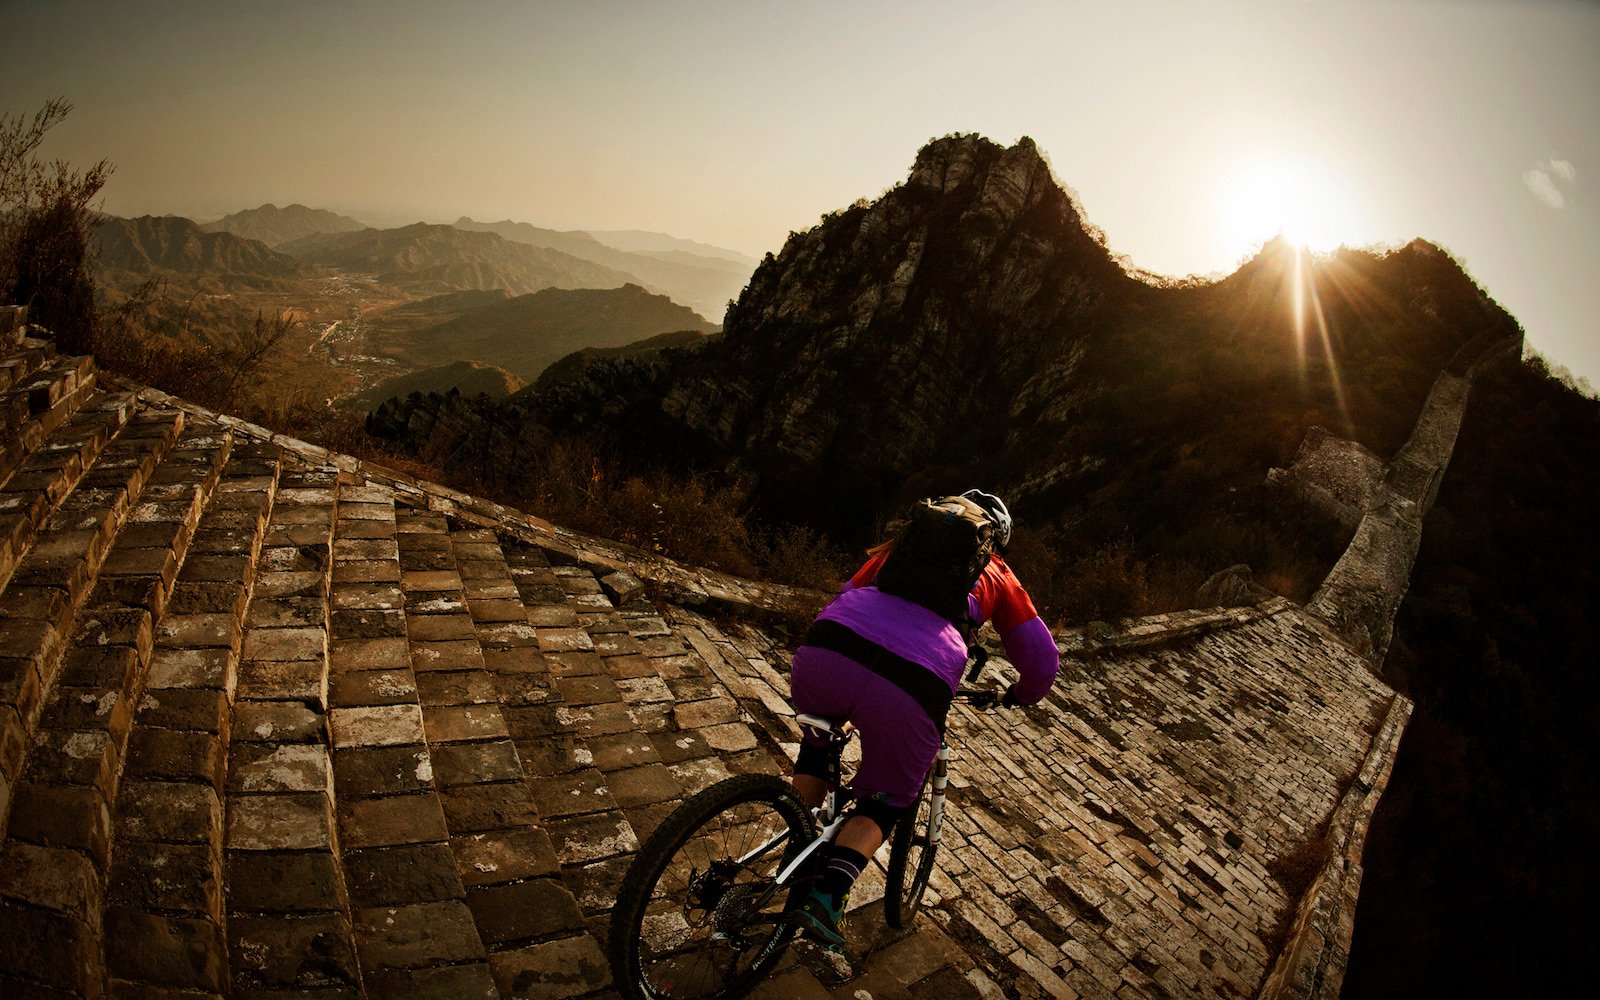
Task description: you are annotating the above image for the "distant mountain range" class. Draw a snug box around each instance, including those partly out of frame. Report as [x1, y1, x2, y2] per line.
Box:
[585, 230, 757, 267]
[201, 203, 367, 248]
[375, 282, 718, 380]
[278, 223, 638, 298]
[454, 218, 751, 319]
[93, 215, 304, 284]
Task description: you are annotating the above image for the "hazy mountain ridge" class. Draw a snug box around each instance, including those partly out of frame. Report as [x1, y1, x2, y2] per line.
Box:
[376, 282, 717, 381]
[587, 229, 758, 266]
[93, 214, 304, 283]
[201, 202, 367, 247]
[454, 217, 752, 319]
[276, 222, 638, 296]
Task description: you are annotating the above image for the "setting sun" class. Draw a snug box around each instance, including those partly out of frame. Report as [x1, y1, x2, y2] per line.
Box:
[1222, 155, 1355, 257]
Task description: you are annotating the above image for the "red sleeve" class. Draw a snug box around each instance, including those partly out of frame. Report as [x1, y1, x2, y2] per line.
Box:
[971, 555, 1039, 635]
[849, 552, 889, 589]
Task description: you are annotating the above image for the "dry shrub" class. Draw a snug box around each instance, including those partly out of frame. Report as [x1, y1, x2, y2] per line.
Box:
[757, 523, 850, 593]
[1044, 541, 1152, 624]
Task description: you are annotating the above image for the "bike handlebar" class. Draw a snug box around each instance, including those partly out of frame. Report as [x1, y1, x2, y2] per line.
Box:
[955, 689, 1001, 710]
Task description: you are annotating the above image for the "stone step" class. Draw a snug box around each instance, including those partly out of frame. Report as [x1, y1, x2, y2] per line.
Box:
[322, 505, 545, 996]
[103, 438, 282, 997]
[0, 352, 97, 490]
[0, 408, 228, 997]
[0, 390, 137, 596]
[0, 335, 53, 395]
[221, 462, 366, 997]
[0, 404, 185, 840]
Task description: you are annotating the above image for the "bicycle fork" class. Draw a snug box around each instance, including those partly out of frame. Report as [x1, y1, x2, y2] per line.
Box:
[927, 742, 950, 846]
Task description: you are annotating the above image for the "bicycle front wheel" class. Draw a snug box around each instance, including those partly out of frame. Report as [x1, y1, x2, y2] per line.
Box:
[883, 776, 937, 929]
[609, 773, 816, 1000]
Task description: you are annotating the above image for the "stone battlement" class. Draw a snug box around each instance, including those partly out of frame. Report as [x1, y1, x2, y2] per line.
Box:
[0, 318, 1407, 999]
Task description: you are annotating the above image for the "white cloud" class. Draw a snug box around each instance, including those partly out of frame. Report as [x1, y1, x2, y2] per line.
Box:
[1524, 158, 1577, 209]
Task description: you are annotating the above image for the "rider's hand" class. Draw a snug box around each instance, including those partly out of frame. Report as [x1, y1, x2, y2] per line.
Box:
[1001, 684, 1022, 709]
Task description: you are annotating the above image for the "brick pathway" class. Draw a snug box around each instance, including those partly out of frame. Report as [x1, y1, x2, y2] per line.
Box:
[0, 318, 1407, 999]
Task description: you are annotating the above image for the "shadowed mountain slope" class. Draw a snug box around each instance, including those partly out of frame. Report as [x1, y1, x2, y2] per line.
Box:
[376, 283, 717, 382]
[371, 135, 1519, 611]
[93, 215, 304, 284]
[344, 359, 524, 412]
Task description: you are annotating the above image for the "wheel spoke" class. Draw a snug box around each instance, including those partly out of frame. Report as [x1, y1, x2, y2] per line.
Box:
[610, 775, 813, 1000]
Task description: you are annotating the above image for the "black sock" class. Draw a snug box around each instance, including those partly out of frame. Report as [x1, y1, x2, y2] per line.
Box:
[817, 846, 867, 904]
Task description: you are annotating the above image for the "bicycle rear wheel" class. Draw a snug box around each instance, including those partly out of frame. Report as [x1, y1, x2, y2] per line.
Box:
[609, 773, 816, 1000]
[883, 777, 937, 929]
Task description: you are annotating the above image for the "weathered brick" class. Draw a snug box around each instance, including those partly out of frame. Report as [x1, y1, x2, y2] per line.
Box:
[226, 792, 332, 851]
[527, 768, 616, 819]
[7, 782, 112, 863]
[226, 849, 347, 913]
[229, 743, 331, 794]
[118, 780, 221, 843]
[338, 792, 450, 849]
[409, 639, 486, 673]
[329, 704, 425, 748]
[329, 668, 417, 708]
[342, 842, 465, 908]
[464, 877, 585, 945]
[544, 810, 639, 866]
[421, 703, 508, 744]
[233, 699, 324, 743]
[332, 745, 436, 798]
[351, 899, 485, 970]
[451, 828, 560, 887]
[429, 739, 523, 786]
[108, 841, 221, 915]
[414, 669, 495, 706]
[146, 646, 233, 691]
[487, 928, 609, 998]
[438, 781, 535, 833]
[362, 963, 499, 1000]
[229, 912, 359, 989]
[126, 727, 226, 787]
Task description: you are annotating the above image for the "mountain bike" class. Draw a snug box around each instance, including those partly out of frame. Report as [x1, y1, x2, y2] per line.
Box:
[608, 670, 999, 1000]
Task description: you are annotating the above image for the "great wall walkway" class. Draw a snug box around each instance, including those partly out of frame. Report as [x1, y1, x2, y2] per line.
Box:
[1, 311, 1409, 998]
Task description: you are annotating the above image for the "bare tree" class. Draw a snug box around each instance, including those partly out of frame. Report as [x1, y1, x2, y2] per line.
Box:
[0, 99, 112, 352]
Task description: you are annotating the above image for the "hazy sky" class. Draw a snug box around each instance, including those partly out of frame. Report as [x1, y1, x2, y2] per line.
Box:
[4, 0, 1597, 381]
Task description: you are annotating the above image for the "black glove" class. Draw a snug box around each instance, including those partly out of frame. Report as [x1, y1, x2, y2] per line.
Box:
[1001, 684, 1022, 709]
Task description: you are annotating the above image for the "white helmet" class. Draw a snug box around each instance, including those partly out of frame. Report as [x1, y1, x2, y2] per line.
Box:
[960, 489, 1012, 549]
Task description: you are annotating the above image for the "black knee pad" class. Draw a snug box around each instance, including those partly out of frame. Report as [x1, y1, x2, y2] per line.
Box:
[852, 793, 913, 840]
[794, 739, 832, 781]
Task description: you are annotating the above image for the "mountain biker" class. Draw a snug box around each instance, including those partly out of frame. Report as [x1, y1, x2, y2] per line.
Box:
[787, 489, 1060, 948]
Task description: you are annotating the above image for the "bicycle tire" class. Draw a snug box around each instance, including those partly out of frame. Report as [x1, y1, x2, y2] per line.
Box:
[883, 776, 937, 929]
[609, 773, 816, 1000]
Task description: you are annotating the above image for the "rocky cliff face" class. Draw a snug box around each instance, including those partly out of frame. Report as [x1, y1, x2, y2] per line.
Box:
[371, 133, 1519, 562]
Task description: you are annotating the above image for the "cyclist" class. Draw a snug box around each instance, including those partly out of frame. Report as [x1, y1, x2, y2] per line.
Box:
[787, 489, 1060, 948]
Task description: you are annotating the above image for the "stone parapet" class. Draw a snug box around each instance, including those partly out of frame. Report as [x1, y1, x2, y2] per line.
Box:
[1308, 332, 1521, 664]
[1257, 693, 1413, 999]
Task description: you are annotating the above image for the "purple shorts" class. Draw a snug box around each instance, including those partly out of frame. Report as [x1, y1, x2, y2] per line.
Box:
[788, 645, 941, 808]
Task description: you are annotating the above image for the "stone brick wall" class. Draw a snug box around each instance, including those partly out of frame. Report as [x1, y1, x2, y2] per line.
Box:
[0, 325, 1418, 998]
